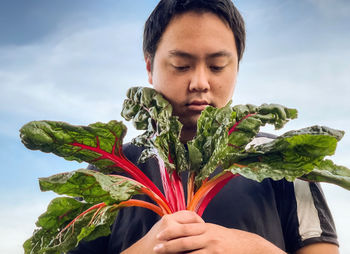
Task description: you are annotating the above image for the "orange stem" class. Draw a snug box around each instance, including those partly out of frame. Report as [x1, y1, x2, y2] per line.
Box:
[187, 172, 195, 206]
[108, 174, 172, 215]
[188, 171, 235, 211]
[140, 187, 172, 215]
[118, 199, 164, 217]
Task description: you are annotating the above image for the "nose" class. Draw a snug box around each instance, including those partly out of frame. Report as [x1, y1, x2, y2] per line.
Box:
[188, 65, 210, 92]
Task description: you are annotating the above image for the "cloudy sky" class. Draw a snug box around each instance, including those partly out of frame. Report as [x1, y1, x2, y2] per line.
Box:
[1, 0, 349, 253]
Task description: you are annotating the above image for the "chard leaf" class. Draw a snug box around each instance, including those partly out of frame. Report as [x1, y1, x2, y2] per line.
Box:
[24, 169, 144, 254]
[301, 160, 350, 190]
[188, 102, 234, 172]
[226, 126, 344, 182]
[39, 169, 143, 205]
[24, 197, 119, 254]
[121, 87, 188, 172]
[192, 103, 298, 184]
[121, 88, 299, 180]
[20, 120, 127, 173]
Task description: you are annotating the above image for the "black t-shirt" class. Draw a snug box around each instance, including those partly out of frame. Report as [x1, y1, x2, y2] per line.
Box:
[69, 136, 338, 253]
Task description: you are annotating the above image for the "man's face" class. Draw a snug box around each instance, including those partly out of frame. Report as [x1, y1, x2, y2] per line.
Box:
[146, 11, 238, 131]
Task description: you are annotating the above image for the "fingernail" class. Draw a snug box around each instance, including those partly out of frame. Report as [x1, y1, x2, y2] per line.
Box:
[153, 243, 164, 252]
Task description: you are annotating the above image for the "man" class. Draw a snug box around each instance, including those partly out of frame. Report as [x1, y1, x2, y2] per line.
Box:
[70, 0, 339, 253]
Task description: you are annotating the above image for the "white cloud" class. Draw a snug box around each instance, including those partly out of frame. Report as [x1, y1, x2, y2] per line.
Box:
[0, 20, 149, 140]
[0, 196, 54, 254]
[236, 49, 350, 126]
[0, 21, 148, 111]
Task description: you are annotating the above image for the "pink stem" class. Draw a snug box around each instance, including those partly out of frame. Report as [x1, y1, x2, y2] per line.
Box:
[157, 156, 176, 213]
[172, 171, 186, 211]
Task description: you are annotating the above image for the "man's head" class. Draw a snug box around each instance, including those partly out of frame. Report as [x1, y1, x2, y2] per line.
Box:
[143, 0, 246, 141]
[143, 0, 245, 70]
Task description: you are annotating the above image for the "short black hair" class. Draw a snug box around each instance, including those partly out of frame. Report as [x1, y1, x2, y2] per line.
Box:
[143, 0, 246, 69]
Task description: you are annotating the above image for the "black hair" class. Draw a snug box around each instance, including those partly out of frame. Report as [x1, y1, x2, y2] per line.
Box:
[143, 0, 246, 69]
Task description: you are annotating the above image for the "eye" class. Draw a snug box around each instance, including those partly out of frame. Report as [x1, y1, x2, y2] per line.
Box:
[173, 65, 190, 72]
[210, 66, 225, 72]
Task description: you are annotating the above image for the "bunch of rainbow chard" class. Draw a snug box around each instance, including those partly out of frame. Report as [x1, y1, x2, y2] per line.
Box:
[20, 87, 350, 254]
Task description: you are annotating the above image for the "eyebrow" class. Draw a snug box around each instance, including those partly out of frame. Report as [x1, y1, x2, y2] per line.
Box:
[168, 50, 233, 60]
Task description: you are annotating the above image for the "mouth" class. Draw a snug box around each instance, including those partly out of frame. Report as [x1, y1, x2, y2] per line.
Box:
[185, 100, 211, 111]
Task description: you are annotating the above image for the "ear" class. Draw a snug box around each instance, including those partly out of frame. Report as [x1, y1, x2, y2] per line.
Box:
[145, 55, 153, 85]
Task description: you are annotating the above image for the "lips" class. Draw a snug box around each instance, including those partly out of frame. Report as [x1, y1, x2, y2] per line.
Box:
[186, 100, 210, 111]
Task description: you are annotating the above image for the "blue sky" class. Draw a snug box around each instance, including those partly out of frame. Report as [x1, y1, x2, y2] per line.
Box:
[1, 0, 350, 253]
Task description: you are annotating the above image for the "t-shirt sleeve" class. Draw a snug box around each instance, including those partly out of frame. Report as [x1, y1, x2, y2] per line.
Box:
[277, 179, 338, 252]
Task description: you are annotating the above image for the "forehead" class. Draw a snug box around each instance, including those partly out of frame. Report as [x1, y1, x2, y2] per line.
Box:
[166, 11, 231, 36]
[156, 11, 236, 56]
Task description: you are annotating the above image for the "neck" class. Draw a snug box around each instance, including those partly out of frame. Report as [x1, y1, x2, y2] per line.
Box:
[180, 126, 196, 143]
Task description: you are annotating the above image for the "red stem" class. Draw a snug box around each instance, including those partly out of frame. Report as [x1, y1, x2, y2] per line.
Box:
[196, 172, 238, 216]
[157, 156, 176, 213]
[70, 137, 169, 207]
[228, 113, 257, 135]
[171, 171, 186, 211]
[108, 174, 172, 214]
[188, 171, 237, 212]
[167, 151, 186, 211]
[57, 202, 107, 238]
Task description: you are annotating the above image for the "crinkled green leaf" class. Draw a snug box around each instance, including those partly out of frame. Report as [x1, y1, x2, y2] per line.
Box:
[192, 103, 298, 184]
[24, 197, 119, 254]
[39, 169, 143, 205]
[24, 169, 144, 254]
[301, 160, 350, 190]
[36, 197, 91, 230]
[189, 103, 234, 169]
[226, 126, 343, 182]
[121, 89, 299, 180]
[121, 86, 173, 130]
[121, 87, 188, 172]
[20, 120, 127, 173]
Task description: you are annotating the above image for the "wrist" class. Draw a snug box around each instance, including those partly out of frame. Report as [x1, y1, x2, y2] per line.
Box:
[121, 234, 151, 254]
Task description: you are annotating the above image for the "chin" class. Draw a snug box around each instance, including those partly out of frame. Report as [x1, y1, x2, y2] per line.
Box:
[179, 116, 199, 130]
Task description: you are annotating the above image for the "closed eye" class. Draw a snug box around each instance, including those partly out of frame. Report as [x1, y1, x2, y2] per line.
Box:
[172, 65, 190, 72]
[210, 66, 225, 72]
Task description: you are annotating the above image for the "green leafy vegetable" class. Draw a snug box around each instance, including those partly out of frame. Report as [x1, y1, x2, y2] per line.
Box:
[20, 86, 350, 254]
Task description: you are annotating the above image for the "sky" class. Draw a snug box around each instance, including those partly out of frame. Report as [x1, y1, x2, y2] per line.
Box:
[0, 0, 349, 253]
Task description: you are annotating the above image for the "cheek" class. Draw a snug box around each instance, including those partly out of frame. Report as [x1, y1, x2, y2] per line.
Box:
[153, 72, 188, 102]
[214, 78, 236, 107]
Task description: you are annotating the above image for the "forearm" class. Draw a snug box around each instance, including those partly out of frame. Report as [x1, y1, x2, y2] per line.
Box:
[294, 242, 339, 254]
[121, 237, 150, 254]
[224, 228, 286, 254]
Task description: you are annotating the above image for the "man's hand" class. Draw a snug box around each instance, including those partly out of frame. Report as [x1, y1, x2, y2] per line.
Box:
[123, 210, 286, 254]
[153, 211, 285, 254]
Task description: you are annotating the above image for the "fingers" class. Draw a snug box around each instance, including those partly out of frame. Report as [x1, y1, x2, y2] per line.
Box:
[157, 222, 206, 241]
[154, 234, 205, 254]
[157, 210, 204, 240]
[152, 211, 206, 253]
[163, 210, 204, 224]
